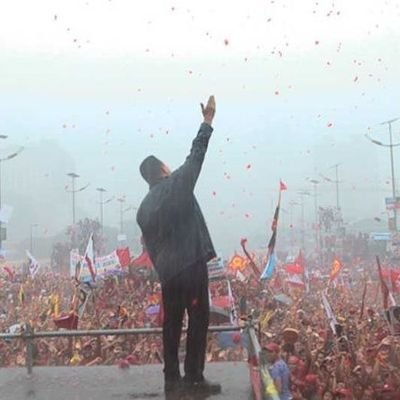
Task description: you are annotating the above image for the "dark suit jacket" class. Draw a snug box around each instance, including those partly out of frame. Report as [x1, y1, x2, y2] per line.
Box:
[136, 123, 216, 284]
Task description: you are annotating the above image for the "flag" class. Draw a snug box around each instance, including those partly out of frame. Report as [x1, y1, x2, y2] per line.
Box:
[228, 253, 246, 271]
[131, 248, 153, 269]
[376, 256, 392, 310]
[286, 274, 305, 289]
[279, 180, 287, 191]
[83, 233, 96, 282]
[329, 258, 343, 282]
[26, 250, 40, 278]
[116, 247, 131, 267]
[260, 189, 281, 280]
[260, 252, 277, 280]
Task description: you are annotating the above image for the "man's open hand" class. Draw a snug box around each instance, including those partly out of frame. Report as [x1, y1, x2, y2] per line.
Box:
[201, 95, 216, 125]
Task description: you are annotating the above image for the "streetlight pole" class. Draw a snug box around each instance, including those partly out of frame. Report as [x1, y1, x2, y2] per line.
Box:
[96, 187, 113, 232]
[96, 187, 106, 228]
[309, 179, 320, 263]
[0, 146, 24, 250]
[298, 190, 311, 250]
[66, 173, 89, 225]
[334, 164, 340, 211]
[117, 198, 125, 234]
[366, 117, 400, 231]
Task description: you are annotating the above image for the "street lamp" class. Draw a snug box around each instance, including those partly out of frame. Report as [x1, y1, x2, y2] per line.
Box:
[0, 146, 24, 250]
[96, 187, 113, 229]
[30, 224, 39, 254]
[365, 117, 400, 231]
[65, 173, 89, 225]
[298, 190, 312, 250]
[117, 197, 137, 234]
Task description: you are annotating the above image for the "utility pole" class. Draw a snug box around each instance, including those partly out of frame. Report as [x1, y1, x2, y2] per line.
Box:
[66, 173, 89, 225]
[30, 224, 38, 254]
[334, 163, 340, 211]
[366, 117, 400, 232]
[310, 179, 320, 264]
[298, 190, 311, 251]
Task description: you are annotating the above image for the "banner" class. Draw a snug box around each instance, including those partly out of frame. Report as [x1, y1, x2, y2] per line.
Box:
[70, 250, 122, 281]
[207, 253, 225, 279]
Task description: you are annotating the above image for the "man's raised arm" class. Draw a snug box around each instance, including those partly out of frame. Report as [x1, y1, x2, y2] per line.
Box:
[173, 95, 216, 192]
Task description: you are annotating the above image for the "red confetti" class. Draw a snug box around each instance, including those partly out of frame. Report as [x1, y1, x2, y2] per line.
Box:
[191, 298, 198, 306]
[224, 39, 229, 46]
[246, 164, 251, 169]
[327, 122, 333, 128]
[188, 70, 193, 74]
[315, 40, 319, 45]
[244, 213, 250, 218]
[353, 76, 358, 82]
[212, 191, 216, 196]
[274, 91, 279, 95]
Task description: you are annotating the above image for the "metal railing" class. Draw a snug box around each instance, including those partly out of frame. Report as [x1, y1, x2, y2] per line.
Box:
[0, 318, 271, 400]
[0, 324, 241, 375]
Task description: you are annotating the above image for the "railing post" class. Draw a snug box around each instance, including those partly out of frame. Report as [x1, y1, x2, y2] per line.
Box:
[24, 323, 34, 375]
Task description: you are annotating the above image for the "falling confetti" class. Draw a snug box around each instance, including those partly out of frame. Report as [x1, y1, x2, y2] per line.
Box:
[327, 122, 333, 128]
[353, 76, 359, 82]
[274, 91, 279, 96]
[212, 191, 216, 196]
[224, 39, 229, 46]
[246, 164, 252, 169]
[314, 40, 320, 45]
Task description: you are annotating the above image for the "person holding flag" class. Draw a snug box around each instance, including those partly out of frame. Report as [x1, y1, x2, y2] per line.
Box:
[260, 180, 287, 280]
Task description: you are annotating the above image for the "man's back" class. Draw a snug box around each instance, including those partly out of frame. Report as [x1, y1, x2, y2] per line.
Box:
[137, 122, 216, 283]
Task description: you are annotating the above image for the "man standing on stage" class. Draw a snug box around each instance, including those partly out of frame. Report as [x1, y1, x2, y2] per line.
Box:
[136, 96, 221, 394]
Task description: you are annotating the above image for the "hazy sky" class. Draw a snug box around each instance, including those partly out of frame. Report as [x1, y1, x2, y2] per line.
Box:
[0, 0, 400, 255]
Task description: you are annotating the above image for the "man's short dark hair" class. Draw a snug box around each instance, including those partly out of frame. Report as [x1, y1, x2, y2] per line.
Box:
[139, 155, 164, 184]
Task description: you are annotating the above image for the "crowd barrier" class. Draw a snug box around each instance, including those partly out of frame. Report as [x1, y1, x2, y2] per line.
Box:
[0, 318, 272, 399]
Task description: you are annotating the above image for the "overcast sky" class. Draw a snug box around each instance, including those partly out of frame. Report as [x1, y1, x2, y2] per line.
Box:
[0, 0, 399, 255]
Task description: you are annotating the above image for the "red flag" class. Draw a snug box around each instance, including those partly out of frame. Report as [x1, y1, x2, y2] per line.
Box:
[131, 249, 153, 269]
[285, 263, 304, 275]
[116, 247, 131, 267]
[279, 180, 287, 191]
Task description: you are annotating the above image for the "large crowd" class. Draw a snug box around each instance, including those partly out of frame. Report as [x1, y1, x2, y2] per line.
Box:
[1, 250, 400, 399]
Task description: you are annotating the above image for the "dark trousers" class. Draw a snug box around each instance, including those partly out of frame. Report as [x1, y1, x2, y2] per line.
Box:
[161, 263, 210, 382]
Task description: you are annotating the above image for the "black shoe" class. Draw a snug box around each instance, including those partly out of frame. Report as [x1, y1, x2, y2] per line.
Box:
[183, 378, 221, 395]
[164, 377, 183, 393]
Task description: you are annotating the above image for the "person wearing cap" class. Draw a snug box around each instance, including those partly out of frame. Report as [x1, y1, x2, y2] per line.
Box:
[137, 96, 220, 395]
[264, 342, 292, 400]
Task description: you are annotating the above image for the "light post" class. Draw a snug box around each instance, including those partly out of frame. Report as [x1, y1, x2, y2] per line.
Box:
[0, 146, 24, 250]
[298, 190, 311, 250]
[96, 187, 113, 230]
[30, 224, 39, 253]
[65, 173, 89, 225]
[117, 198, 125, 234]
[309, 179, 321, 263]
[366, 117, 400, 231]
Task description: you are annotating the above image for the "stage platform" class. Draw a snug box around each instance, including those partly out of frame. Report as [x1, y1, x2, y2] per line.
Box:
[0, 362, 253, 400]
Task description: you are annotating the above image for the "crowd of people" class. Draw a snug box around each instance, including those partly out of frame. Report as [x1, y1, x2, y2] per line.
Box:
[1, 252, 400, 399]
